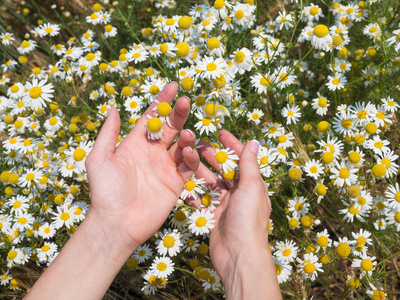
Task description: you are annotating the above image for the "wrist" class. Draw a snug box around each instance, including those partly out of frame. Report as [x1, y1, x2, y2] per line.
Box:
[83, 210, 136, 263]
[221, 244, 280, 299]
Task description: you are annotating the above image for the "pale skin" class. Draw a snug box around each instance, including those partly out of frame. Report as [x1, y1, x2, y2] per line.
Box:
[25, 83, 281, 300]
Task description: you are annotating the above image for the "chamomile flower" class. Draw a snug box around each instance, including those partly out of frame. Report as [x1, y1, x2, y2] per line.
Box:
[38, 222, 56, 239]
[133, 244, 153, 263]
[141, 79, 166, 103]
[197, 56, 228, 80]
[146, 117, 164, 140]
[156, 228, 183, 257]
[381, 96, 400, 113]
[273, 258, 292, 284]
[17, 39, 37, 54]
[0, 32, 14, 46]
[329, 161, 358, 187]
[296, 252, 323, 281]
[288, 197, 310, 218]
[23, 79, 54, 110]
[199, 188, 220, 211]
[339, 201, 368, 222]
[316, 229, 332, 251]
[194, 112, 217, 135]
[366, 284, 387, 300]
[274, 240, 299, 263]
[364, 135, 390, 156]
[8, 195, 30, 215]
[251, 72, 272, 94]
[363, 23, 381, 40]
[180, 176, 205, 200]
[65, 140, 93, 173]
[37, 242, 58, 262]
[18, 169, 44, 188]
[188, 209, 215, 236]
[311, 94, 330, 116]
[326, 73, 347, 91]
[376, 150, 399, 178]
[38, 23, 61, 37]
[303, 159, 324, 180]
[150, 256, 175, 278]
[351, 253, 376, 278]
[51, 204, 76, 229]
[6, 247, 25, 267]
[276, 10, 293, 30]
[281, 104, 301, 125]
[230, 47, 252, 74]
[214, 148, 239, 174]
[310, 24, 332, 51]
[386, 183, 400, 211]
[387, 29, 400, 52]
[247, 109, 264, 125]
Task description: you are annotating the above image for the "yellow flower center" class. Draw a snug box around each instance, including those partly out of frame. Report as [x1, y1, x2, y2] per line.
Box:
[215, 151, 228, 164]
[185, 180, 195, 191]
[149, 85, 160, 95]
[86, 53, 95, 61]
[21, 40, 31, 48]
[8, 250, 17, 260]
[147, 117, 162, 133]
[26, 173, 35, 181]
[235, 10, 244, 19]
[196, 217, 207, 227]
[342, 119, 352, 128]
[310, 6, 319, 15]
[361, 259, 373, 271]
[282, 249, 291, 256]
[304, 263, 316, 274]
[29, 86, 42, 99]
[163, 236, 175, 248]
[336, 243, 351, 257]
[339, 168, 350, 178]
[176, 42, 190, 57]
[206, 62, 217, 71]
[317, 236, 328, 247]
[313, 24, 329, 38]
[349, 152, 361, 163]
[214, 0, 226, 10]
[207, 38, 220, 50]
[73, 148, 86, 161]
[60, 212, 70, 221]
[157, 262, 167, 271]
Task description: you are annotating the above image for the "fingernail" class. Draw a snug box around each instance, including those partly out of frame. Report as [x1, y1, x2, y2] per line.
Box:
[107, 107, 111, 116]
[187, 146, 193, 152]
[186, 129, 194, 137]
[250, 140, 259, 154]
[182, 96, 190, 103]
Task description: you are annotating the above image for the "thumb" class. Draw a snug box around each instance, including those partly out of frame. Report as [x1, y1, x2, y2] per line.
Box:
[91, 107, 121, 157]
[238, 140, 261, 184]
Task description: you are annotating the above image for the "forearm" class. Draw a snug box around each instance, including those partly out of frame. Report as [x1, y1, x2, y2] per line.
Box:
[25, 211, 134, 300]
[222, 247, 282, 300]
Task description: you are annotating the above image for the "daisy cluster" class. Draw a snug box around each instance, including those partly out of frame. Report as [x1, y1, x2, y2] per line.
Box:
[0, 0, 399, 297]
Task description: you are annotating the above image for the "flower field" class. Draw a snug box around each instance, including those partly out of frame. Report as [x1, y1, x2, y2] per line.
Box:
[0, 0, 400, 298]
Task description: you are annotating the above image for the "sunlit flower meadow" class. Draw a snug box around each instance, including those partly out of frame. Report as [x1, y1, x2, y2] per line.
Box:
[0, 0, 399, 298]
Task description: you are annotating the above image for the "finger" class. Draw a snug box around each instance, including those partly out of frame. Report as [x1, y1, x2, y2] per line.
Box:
[197, 140, 221, 172]
[238, 140, 263, 187]
[168, 129, 196, 164]
[129, 82, 178, 137]
[177, 147, 200, 183]
[91, 107, 120, 158]
[160, 96, 191, 148]
[219, 130, 244, 156]
[185, 196, 202, 208]
[195, 163, 228, 193]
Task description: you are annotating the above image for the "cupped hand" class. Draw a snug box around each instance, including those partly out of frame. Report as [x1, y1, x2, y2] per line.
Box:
[85, 82, 199, 252]
[195, 130, 271, 279]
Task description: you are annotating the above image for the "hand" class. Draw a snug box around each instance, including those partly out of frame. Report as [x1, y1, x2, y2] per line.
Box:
[85, 82, 199, 252]
[196, 131, 270, 274]
[196, 131, 281, 299]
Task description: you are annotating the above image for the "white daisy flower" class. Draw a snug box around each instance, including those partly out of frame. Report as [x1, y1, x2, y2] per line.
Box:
[296, 252, 323, 281]
[180, 176, 205, 200]
[155, 228, 183, 257]
[23, 79, 54, 110]
[150, 256, 175, 278]
[133, 244, 153, 264]
[188, 209, 215, 236]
